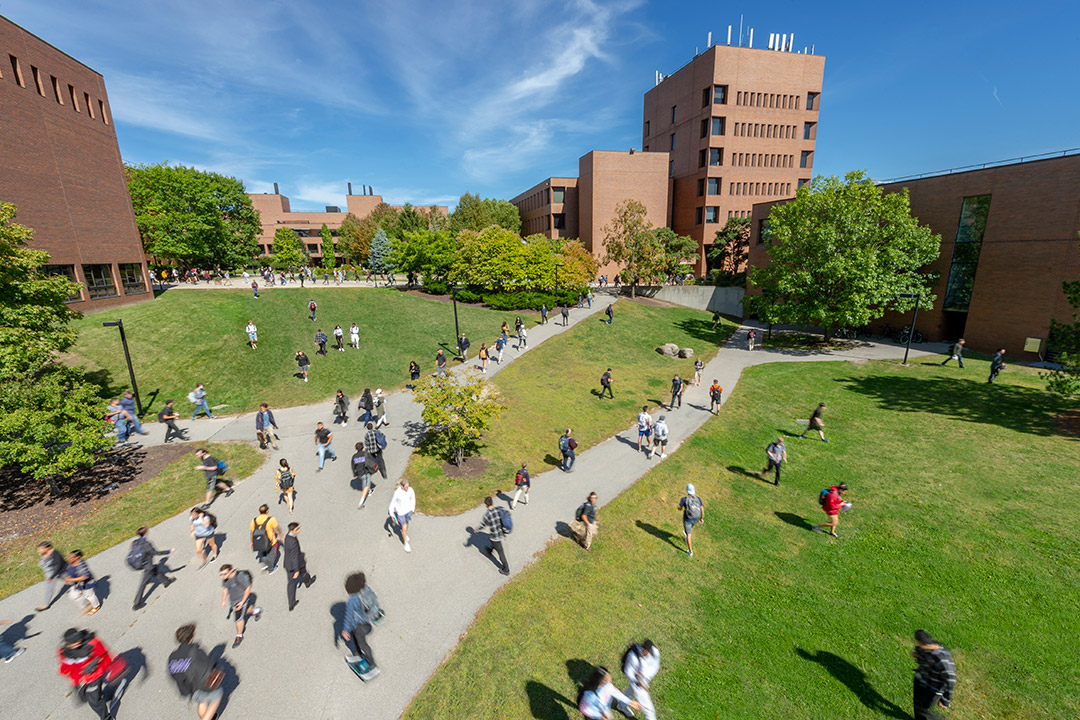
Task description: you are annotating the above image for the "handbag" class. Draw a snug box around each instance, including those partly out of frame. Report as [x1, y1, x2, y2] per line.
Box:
[205, 667, 225, 690]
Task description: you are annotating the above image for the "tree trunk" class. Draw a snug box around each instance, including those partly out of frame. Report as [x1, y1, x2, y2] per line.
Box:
[454, 444, 464, 467]
[630, 283, 636, 298]
[823, 323, 834, 342]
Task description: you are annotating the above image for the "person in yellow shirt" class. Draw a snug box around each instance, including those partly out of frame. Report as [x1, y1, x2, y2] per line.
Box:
[249, 504, 280, 574]
[276, 459, 297, 515]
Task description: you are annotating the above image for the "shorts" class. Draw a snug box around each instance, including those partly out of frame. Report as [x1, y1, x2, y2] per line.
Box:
[248, 333, 257, 341]
[299, 364, 310, 373]
[205, 473, 219, 491]
[683, 518, 698, 535]
[228, 595, 255, 618]
[355, 473, 371, 490]
[395, 511, 413, 525]
[190, 687, 224, 705]
[638, 429, 650, 438]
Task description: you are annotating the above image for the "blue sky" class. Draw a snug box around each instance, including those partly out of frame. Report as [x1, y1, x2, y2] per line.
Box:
[3, 0, 1078, 211]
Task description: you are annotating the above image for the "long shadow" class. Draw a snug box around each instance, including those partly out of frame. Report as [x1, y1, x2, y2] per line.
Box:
[635, 520, 683, 551]
[208, 642, 240, 717]
[674, 317, 726, 344]
[554, 521, 574, 539]
[726, 465, 764, 481]
[463, 527, 504, 569]
[613, 435, 642, 451]
[94, 575, 111, 602]
[542, 453, 562, 468]
[836, 374, 1068, 437]
[795, 648, 907, 719]
[525, 680, 575, 720]
[0, 615, 38, 649]
[116, 645, 148, 683]
[774, 512, 813, 532]
[329, 601, 346, 650]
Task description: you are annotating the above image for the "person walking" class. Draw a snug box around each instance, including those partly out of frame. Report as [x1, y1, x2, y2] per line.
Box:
[561, 305, 570, 326]
[605, 304, 614, 324]
[106, 398, 129, 444]
[296, 350, 310, 382]
[64, 550, 101, 617]
[251, 280, 259, 298]
[167, 624, 224, 720]
[813, 483, 849, 538]
[510, 462, 531, 509]
[387, 478, 415, 552]
[194, 448, 232, 505]
[218, 565, 261, 648]
[283, 523, 316, 611]
[358, 388, 374, 424]
[912, 630, 957, 720]
[189, 507, 218, 568]
[458, 332, 470, 361]
[333, 324, 345, 352]
[669, 374, 684, 410]
[315, 329, 328, 356]
[708, 380, 723, 414]
[36, 541, 67, 611]
[365, 422, 389, 480]
[57, 628, 118, 720]
[677, 485, 703, 557]
[599, 368, 614, 399]
[940, 338, 966, 368]
[636, 406, 652, 454]
[988, 348, 1007, 383]
[308, 299, 317, 322]
[129, 527, 176, 610]
[540, 304, 548, 325]
[515, 315, 524, 337]
[711, 310, 721, 330]
[352, 442, 377, 509]
[517, 324, 528, 349]
[577, 291, 584, 308]
[586, 289, 593, 308]
[747, 328, 757, 351]
[255, 403, 279, 450]
[435, 349, 447, 376]
[314, 422, 337, 471]
[649, 415, 669, 459]
[250, 504, 280, 574]
[119, 391, 149, 436]
[478, 343, 489, 373]
[571, 492, 599, 551]
[559, 428, 578, 472]
[157, 400, 186, 443]
[478, 496, 510, 576]
[334, 390, 350, 427]
[500, 321, 510, 345]
[408, 360, 420, 388]
[494, 335, 505, 364]
[800, 402, 828, 442]
[245, 320, 258, 350]
[275, 458, 297, 514]
[693, 358, 705, 386]
[374, 388, 389, 427]
[188, 384, 214, 420]
[349, 322, 360, 349]
[622, 641, 661, 720]
[762, 436, 787, 486]
[578, 665, 640, 719]
[341, 572, 382, 680]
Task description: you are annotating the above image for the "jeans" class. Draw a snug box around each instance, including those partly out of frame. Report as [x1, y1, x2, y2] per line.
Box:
[115, 416, 130, 442]
[562, 449, 575, 471]
[670, 392, 681, 409]
[487, 539, 509, 573]
[914, 681, 944, 720]
[436, 365, 445, 377]
[766, 458, 782, 484]
[988, 368, 1000, 383]
[941, 355, 964, 368]
[126, 414, 145, 433]
[600, 383, 613, 399]
[134, 562, 169, 606]
[192, 399, 212, 419]
[317, 441, 337, 469]
[348, 623, 376, 666]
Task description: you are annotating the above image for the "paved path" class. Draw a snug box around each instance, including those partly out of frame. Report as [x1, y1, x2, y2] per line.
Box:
[0, 313, 946, 720]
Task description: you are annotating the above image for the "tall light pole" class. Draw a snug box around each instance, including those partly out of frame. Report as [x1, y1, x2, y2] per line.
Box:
[102, 319, 142, 415]
[899, 292, 921, 366]
[451, 285, 464, 358]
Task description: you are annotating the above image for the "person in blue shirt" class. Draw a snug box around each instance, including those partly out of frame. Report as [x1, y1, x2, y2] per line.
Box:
[341, 572, 381, 681]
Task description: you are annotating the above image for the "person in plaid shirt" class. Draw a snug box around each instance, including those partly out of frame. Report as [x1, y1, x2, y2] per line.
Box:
[912, 630, 957, 720]
[478, 497, 509, 576]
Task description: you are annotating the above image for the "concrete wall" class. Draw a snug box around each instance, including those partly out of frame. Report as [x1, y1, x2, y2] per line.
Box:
[626, 284, 745, 317]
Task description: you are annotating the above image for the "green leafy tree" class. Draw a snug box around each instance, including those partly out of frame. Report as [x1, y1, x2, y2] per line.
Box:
[0, 202, 110, 491]
[707, 217, 751, 276]
[452, 226, 529, 290]
[413, 371, 505, 466]
[270, 227, 306, 271]
[557, 239, 600, 290]
[368, 228, 394, 274]
[125, 162, 260, 268]
[450, 193, 522, 234]
[745, 171, 941, 340]
[319, 224, 336, 269]
[1046, 235, 1080, 398]
[393, 205, 427, 237]
[602, 199, 661, 297]
[337, 212, 369, 265]
[655, 227, 698, 281]
[392, 230, 457, 284]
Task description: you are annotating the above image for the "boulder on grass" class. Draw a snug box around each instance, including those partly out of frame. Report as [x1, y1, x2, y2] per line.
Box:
[678, 347, 695, 359]
[656, 343, 680, 357]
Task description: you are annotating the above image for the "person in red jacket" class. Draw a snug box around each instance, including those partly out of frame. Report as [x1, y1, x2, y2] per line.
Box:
[58, 628, 125, 719]
[813, 483, 848, 538]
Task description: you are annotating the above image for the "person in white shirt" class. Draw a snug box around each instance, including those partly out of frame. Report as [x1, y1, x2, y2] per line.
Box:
[649, 416, 669, 459]
[387, 479, 416, 553]
[579, 666, 640, 719]
[349, 323, 360, 349]
[636, 406, 653, 454]
[622, 641, 660, 720]
[245, 321, 258, 350]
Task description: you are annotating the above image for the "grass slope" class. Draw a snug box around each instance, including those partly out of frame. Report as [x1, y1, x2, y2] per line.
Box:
[403, 358, 1078, 720]
[409, 301, 737, 515]
[66, 288, 532, 416]
[0, 442, 263, 599]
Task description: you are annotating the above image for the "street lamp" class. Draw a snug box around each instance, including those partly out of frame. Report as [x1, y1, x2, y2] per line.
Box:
[898, 292, 921, 366]
[451, 285, 464, 358]
[102, 319, 142, 415]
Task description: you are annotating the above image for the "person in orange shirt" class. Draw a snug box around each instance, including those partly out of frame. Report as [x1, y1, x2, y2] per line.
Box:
[708, 380, 723, 414]
[249, 504, 280, 574]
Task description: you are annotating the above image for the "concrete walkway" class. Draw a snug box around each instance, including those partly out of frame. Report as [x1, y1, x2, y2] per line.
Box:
[0, 312, 946, 720]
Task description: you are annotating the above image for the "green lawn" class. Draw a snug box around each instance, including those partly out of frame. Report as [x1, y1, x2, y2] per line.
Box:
[408, 300, 737, 515]
[0, 442, 263, 600]
[403, 358, 1079, 720]
[66, 288, 532, 416]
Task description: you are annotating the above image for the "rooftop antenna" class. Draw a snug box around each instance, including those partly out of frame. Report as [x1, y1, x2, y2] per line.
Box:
[789, 33, 795, 51]
[748, 27, 753, 48]
[707, 31, 712, 48]
[727, 25, 732, 45]
[739, 14, 743, 46]
[768, 33, 775, 50]
[348, 182, 353, 195]
[273, 182, 279, 194]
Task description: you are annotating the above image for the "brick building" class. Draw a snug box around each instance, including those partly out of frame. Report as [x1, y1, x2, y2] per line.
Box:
[0, 15, 150, 308]
[747, 152, 1080, 359]
[249, 184, 448, 263]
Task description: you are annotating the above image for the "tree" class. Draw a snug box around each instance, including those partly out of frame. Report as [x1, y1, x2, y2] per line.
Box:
[1046, 235, 1080, 398]
[452, 226, 529, 291]
[745, 171, 941, 340]
[0, 202, 111, 491]
[602, 199, 661, 297]
[319, 224, 336, 269]
[707, 217, 751, 276]
[392, 230, 457, 284]
[125, 162, 261, 268]
[270, 228, 306, 271]
[655, 227, 698, 281]
[412, 371, 504, 466]
[450, 193, 522, 234]
[556, 239, 600, 290]
[368, 228, 394, 274]
[393, 205, 427, 237]
[336, 212, 369, 265]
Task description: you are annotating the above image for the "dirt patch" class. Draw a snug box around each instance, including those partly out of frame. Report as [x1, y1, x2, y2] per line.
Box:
[1055, 410, 1080, 437]
[0, 443, 191, 545]
[441, 456, 490, 480]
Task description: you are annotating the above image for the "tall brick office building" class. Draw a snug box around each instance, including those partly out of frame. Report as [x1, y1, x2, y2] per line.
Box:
[0, 15, 150, 309]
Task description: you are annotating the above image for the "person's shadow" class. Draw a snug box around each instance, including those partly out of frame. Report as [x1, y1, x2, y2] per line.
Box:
[208, 643, 240, 716]
[329, 602, 346, 649]
[774, 512, 814, 531]
[634, 520, 683, 551]
[463, 527, 504, 569]
[1, 615, 39, 649]
[525, 680, 575, 719]
[795, 648, 907, 719]
[727, 465, 766, 481]
[94, 575, 112, 602]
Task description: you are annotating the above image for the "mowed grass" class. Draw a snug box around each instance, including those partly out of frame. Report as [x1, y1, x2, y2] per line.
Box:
[408, 300, 737, 515]
[66, 288, 532, 416]
[403, 358, 1079, 720]
[0, 442, 263, 600]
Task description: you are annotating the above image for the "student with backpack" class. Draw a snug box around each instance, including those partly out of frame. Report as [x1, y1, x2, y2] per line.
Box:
[57, 628, 124, 720]
[167, 624, 224, 720]
[622, 640, 661, 720]
[649, 415, 669, 459]
[64, 550, 101, 617]
[296, 350, 311, 382]
[677, 485, 704, 557]
[708, 380, 723, 414]
[605, 304, 614, 324]
[571, 493, 600, 551]
[342, 572, 382, 681]
[218, 565, 261, 648]
[194, 448, 232, 506]
[358, 388, 375, 424]
[249, 505, 280, 574]
[494, 336, 505, 364]
[188, 384, 213, 420]
[283, 522, 316, 612]
[189, 507, 218, 568]
[762, 436, 787, 486]
[693, 358, 705, 386]
[255, 403, 279, 450]
[599, 369, 614, 399]
[747, 328, 757, 350]
[275, 459, 297, 514]
[813, 483, 849, 538]
[129, 526, 175, 610]
[308, 299, 317, 321]
[374, 389, 388, 427]
[364, 422, 389, 480]
[315, 329, 329, 356]
[36, 541, 67, 611]
[352, 442, 377, 509]
[560, 429, 578, 472]
[478, 496, 511, 576]
[334, 390, 350, 427]
[510, 462, 531, 509]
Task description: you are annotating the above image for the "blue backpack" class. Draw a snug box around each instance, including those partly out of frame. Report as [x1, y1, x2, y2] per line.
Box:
[498, 507, 513, 534]
[818, 488, 833, 506]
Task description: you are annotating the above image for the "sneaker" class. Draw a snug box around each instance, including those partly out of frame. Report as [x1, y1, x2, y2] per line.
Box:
[132, 603, 146, 611]
[252, 607, 262, 620]
[4, 647, 25, 663]
[403, 542, 411, 553]
[209, 554, 218, 563]
[345, 655, 362, 664]
[86, 606, 100, 617]
[687, 550, 693, 557]
[823, 438, 829, 443]
[359, 665, 381, 681]
[829, 532, 839, 538]
[232, 635, 244, 648]
[268, 566, 278, 575]
[660, 453, 668, 459]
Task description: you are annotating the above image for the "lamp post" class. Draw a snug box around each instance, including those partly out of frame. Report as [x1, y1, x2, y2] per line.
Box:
[102, 319, 142, 415]
[898, 292, 921, 366]
[451, 285, 464, 358]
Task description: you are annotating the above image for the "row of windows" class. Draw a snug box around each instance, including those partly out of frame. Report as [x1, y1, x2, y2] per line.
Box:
[515, 186, 569, 214]
[293, 229, 339, 238]
[733, 121, 815, 140]
[733, 152, 794, 168]
[3, 52, 111, 125]
[697, 147, 725, 168]
[736, 90, 819, 111]
[43, 263, 147, 301]
[729, 210, 752, 220]
[729, 181, 792, 197]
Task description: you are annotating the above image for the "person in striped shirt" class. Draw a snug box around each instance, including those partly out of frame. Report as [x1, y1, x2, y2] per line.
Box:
[912, 630, 957, 720]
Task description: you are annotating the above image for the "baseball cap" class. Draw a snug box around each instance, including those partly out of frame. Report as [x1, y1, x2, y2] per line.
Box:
[686, 483, 695, 495]
[659, 415, 666, 421]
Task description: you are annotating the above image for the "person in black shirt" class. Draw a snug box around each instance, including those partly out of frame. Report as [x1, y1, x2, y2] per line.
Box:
[572, 492, 599, 550]
[605, 304, 614, 324]
[168, 624, 223, 720]
[912, 630, 957, 720]
[458, 333, 470, 360]
[987, 348, 1006, 383]
[435, 349, 447, 377]
[599, 369, 614, 399]
[131, 526, 175, 610]
[283, 523, 316, 611]
[561, 306, 570, 326]
[334, 390, 350, 427]
[158, 400, 186, 443]
[669, 374, 684, 410]
[314, 422, 337, 470]
[800, 403, 827, 442]
[352, 442, 377, 508]
[296, 351, 310, 382]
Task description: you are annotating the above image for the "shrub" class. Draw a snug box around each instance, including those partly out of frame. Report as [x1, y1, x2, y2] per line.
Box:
[423, 279, 449, 295]
[455, 289, 485, 305]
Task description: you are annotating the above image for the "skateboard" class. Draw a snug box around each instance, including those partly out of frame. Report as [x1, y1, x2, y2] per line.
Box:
[345, 655, 379, 681]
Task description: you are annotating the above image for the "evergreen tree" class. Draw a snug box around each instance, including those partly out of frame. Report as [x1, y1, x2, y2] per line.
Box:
[319, 224, 336, 269]
[369, 228, 394, 274]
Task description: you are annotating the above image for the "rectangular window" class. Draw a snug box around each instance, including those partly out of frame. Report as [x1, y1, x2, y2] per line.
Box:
[695, 207, 704, 225]
[118, 263, 148, 295]
[702, 87, 711, 107]
[552, 186, 565, 204]
[795, 96, 801, 110]
[643, 145, 649, 152]
[708, 177, 721, 195]
[553, 213, 566, 230]
[669, 159, 674, 177]
[85, 93, 95, 118]
[697, 178, 705, 197]
[943, 195, 992, 311]
[713, 84, 728, 104]
[30, 65, 45, 96]
[700, 118, 709, 139]
[51, 75, 64, 104]
[798, 178, 810, 189]
[644, 120, 650, 137]
[43, 264, 82, 302]
[698, 149, 707, 168]
[99, 99, 109, 124]
[705, 206, 720, 223]
[670, 133, 676, 151]
[68, 84, 80, 112]
[757, 219, 771, 245]
[800, 150, 813, 168]
[9, 55, 25, 87]
[307, 243, 318, 253]
[803, 122, 816, 140]
[81, 264, 116, 299]
[671, 105, 677, 124]
[712, 117, 725, 136]
[807, 92, 819, 111]
[710, 148, 723, 166]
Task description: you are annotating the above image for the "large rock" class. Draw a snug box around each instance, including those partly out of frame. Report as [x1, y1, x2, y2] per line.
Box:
[656, 343, 679, 357]
[678, 347, 695, 358]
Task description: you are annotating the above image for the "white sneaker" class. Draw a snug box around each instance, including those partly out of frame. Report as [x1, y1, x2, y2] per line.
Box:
[4, 648, 25, 663]
[403, 542, 411, 553]
[660, 453, 667, 459]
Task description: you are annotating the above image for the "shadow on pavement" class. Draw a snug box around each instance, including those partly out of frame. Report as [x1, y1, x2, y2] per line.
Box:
[634, 520, 682, 552]
[795, 648, 907, 719]
[774, 512, 813, 532]
[208, 642, 240, 717]
[554, 521, 574, 539]
[329, 602, 346, 649]
[525, 680, 573, 720]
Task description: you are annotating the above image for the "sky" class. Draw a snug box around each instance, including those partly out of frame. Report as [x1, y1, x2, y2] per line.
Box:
[2, 0, 1078, 211]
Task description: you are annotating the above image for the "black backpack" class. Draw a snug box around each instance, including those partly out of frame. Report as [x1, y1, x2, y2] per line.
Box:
[252, 518, 271, 553]
[278, 467, 294, 490]
[126, 538, 150, 571]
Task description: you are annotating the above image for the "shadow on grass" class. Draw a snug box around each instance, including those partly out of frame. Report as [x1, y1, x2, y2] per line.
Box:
[774, 512, 813, 531]
[542, 453, 562, 468]
[635, 520, 682, 551]
[836, 374, 1067, 437]
[566, 658, 593, 686]
[674, 317, 725, 345]
[795, 648, 907, 719]
[525, 680, 574, 720]
[727, 465, 764, 482]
